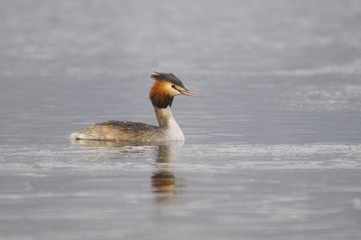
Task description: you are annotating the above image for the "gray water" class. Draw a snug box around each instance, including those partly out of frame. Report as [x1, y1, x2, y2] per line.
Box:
[1, 1, 361, 239]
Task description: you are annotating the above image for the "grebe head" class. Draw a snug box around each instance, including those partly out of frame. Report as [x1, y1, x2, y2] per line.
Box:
[150, 72, 199, 108]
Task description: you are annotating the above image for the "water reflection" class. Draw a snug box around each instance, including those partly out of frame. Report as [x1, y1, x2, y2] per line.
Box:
[71, 139, 185, 204]
[152, 142, 185, 204]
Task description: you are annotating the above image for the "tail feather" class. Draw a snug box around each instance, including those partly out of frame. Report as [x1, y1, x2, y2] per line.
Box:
[70, 131, 90, 140]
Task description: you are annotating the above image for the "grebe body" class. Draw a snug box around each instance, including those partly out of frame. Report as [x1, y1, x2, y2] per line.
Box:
[70, 72, 198, 142]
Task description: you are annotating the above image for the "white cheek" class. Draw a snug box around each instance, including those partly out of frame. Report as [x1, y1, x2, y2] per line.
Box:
[168, 86, 181, 96]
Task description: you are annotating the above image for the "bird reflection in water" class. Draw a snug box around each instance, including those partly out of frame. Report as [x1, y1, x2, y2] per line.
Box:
[71, 139, 185, 204]
[151, 141, 185, 204]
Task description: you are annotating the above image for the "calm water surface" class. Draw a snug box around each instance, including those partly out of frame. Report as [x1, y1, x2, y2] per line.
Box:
[1, 1, 361, 239]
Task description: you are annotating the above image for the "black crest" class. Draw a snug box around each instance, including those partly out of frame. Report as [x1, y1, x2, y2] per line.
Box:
[151, 72, 185, 88]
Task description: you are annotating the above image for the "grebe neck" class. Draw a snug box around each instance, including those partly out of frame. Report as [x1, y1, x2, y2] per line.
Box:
[154, 106, 184, 140]
[154, 106, 177, 127]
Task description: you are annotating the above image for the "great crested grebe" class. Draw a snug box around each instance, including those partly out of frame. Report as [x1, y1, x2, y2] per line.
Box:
[70, 72, 199, 142]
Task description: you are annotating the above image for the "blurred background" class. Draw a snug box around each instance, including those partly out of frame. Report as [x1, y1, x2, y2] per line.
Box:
[1, 1, 361, 240]
[1, 0, 361, 144]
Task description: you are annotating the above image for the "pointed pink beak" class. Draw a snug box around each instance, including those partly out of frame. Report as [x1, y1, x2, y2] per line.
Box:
[180, 89, 200, 97]
[176, 87, 200, 97]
